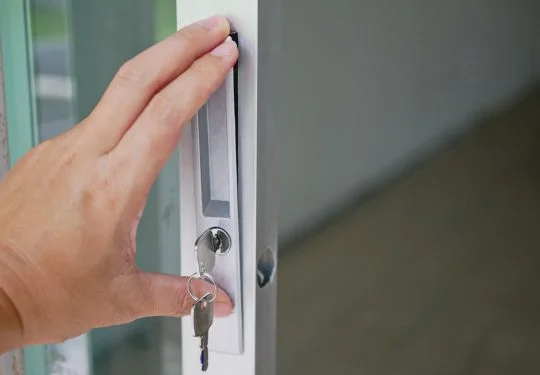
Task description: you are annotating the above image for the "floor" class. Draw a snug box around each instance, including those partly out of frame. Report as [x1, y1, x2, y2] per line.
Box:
[276, 90, 540, 375]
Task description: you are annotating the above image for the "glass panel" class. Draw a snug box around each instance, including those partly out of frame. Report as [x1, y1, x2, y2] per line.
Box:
[28, 0, 180, 374]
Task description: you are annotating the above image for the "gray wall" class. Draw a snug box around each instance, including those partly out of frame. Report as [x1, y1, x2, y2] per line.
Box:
[277, 0, 540, 242]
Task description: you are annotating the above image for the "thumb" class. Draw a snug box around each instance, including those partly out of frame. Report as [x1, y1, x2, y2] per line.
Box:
[128, 272, 233, 319]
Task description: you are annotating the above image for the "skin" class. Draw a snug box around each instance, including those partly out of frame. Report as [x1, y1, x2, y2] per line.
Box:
[0, 15, 237, 354]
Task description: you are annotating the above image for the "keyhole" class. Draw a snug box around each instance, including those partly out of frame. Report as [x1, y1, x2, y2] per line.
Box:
[210, 228, 231, 255]
[212, 235, 222, 251]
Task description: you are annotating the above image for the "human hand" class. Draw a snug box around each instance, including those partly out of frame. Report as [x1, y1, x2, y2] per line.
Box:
[0, 16, 237, 353]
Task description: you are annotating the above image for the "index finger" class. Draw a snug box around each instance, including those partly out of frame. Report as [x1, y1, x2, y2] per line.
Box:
[86, 16, 230, 153]
[111, 39, 238, 202]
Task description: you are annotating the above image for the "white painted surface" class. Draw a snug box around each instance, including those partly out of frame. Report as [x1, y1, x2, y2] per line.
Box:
[277, 0, 540, 241]
[50, 335, 90, 375]
[0, 351, 23, 375]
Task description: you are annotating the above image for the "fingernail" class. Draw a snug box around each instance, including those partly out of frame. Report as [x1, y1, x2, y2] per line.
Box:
[197, 16, 224, 30]
[210, 40, 236, 57]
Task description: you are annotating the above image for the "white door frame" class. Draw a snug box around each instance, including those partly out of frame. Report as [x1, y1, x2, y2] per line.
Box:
[177, 0, 280, 374]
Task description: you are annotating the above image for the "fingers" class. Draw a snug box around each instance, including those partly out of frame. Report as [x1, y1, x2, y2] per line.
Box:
[126, 272, 233, 319]
[86, 16, 230, 153]
[112, 38, 238, 197]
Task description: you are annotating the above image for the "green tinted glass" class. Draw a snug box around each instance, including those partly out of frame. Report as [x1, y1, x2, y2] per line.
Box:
[27, 0, 180, 373]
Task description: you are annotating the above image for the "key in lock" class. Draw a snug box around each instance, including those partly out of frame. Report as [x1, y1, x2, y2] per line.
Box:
[194, 227, 232, 273]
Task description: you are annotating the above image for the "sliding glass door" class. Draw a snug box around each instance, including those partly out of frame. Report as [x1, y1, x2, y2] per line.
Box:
[1, 1, 181, 374]
[1, 0, 279, 373]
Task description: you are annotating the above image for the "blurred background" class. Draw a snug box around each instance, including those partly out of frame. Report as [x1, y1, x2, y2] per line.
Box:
[2, 0, 540, 374]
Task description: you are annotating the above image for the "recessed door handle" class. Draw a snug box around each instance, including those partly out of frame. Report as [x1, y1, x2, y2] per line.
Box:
[191, 31, 243, 354]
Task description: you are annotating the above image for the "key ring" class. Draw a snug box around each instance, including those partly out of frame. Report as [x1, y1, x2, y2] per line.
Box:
[188, 272, 218, 303]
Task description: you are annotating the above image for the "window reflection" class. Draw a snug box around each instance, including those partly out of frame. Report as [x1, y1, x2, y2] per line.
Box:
[31, 0, 74, 140]
[29, 1, 180, 374]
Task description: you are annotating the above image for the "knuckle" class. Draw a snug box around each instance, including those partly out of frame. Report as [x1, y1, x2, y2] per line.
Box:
[147, 93, 183, 124]
[119, 276, 153, 319]
[139, 280, 158, 316]
[175, 289, 193, 316]
[189, 63, 218, 97]
[114, 59, 144, 89]
[175, 29, 197, 51]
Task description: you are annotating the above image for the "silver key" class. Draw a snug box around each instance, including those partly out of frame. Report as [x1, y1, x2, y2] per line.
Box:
[194, 229, 216, 273]
[194, 227, 232, 273]
[193, 293, 214, 372]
